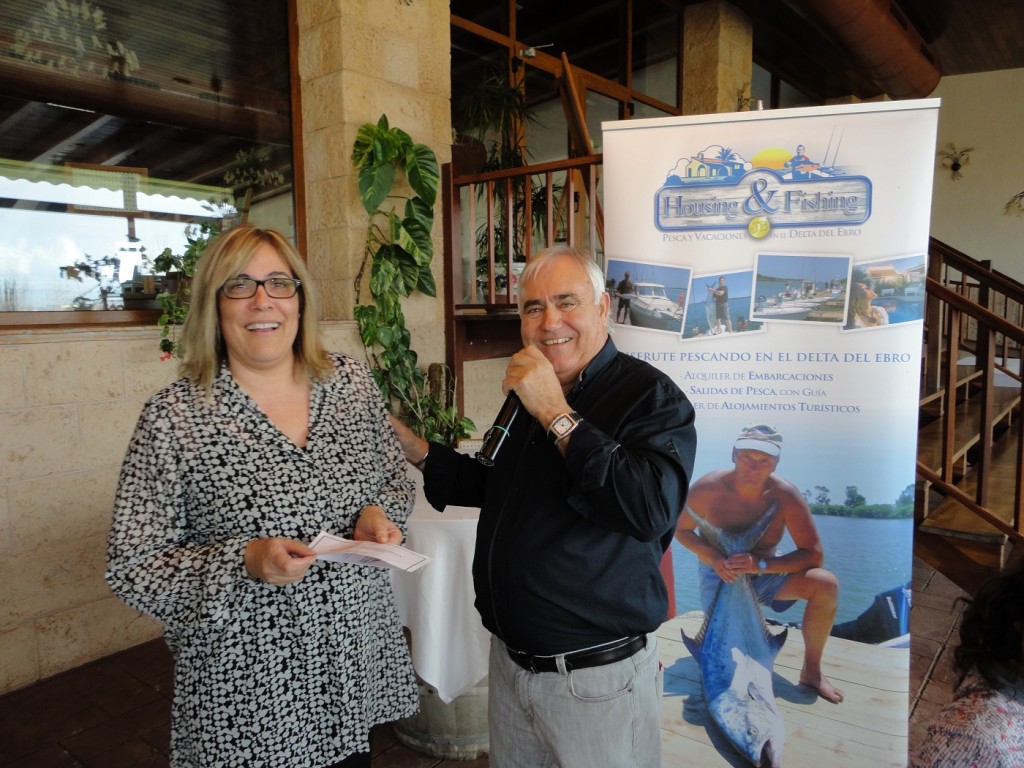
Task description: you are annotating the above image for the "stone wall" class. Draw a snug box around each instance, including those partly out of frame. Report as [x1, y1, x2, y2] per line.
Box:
[0, 0, 452, 695]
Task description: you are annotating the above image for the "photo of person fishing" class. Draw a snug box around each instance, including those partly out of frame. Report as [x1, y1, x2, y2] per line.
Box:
[670, 418, 914, 767]
[682, 270, 763, 339]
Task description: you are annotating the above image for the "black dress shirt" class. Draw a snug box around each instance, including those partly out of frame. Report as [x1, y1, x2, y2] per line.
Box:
[423, 338, 696, 654]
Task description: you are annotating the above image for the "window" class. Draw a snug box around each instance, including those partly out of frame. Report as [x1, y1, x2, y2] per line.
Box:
[0, 0, 296, 321]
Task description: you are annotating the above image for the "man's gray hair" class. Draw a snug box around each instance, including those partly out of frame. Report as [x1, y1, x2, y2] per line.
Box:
[516, 245, 606, 312]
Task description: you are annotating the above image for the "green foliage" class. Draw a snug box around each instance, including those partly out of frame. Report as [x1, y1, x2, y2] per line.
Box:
[810, 503, 913, 520]
[455, 71, 533, 170]
[895, 483, 915, 507]
[154, 220, 221, 357]
[844, 485, 867, 508]
[224, 147, 285, 222]
[351, 114, 474, 445]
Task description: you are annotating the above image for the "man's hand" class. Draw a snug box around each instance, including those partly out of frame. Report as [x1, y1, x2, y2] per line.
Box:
[389, 415, 428, 467]
[712, 552, 760, 583]
[503, 346, 570, 428]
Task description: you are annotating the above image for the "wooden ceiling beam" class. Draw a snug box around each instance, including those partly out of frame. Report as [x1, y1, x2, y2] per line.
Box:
[0, 58, 290, 145]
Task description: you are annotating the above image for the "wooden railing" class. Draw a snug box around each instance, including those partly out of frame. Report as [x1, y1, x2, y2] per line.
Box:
[924, 237, 1024, 390]
[918, 238, 1024, 566]
[441, 156, 604, 411]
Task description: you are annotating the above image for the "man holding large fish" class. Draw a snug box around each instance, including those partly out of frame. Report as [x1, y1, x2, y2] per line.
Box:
[675, 423, 844, 704]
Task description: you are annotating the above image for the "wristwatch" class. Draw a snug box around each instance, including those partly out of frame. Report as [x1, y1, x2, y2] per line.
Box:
[757, 558, 768, 573]
[547, 411, 582, 443]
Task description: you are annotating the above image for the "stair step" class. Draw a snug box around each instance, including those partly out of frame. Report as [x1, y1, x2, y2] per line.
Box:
[913, 529, 1002, 595]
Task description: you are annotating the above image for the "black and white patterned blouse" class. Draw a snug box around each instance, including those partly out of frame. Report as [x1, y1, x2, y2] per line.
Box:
[107, 353, 418, 768]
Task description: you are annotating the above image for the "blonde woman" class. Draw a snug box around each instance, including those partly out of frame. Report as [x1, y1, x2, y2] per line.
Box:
[846, 281, 889, 328]
[108, 225, 416, 768]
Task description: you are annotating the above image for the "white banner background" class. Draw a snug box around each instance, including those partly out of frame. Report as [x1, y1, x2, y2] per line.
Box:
[603, 99, 939, 766]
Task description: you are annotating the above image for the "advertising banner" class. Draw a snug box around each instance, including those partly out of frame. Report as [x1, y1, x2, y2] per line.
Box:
[603, 100, 939, 766]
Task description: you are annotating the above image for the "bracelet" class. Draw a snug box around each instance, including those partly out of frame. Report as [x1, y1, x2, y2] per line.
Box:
[412, 447, 429, 470]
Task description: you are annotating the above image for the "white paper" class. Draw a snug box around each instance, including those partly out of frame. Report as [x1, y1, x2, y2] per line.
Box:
[309, 531, 432, 573]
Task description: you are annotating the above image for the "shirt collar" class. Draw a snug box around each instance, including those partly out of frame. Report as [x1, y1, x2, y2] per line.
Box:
[566, 336, 617, 400]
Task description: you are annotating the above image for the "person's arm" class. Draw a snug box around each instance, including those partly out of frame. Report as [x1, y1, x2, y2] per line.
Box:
[758, 480, 824, 574]
[389, 413, 489, 512]
[675, 482, 738, 582]
[503, 344, 696, 541]
[568, 395, 694, 540]
[355, 363, 416, 532]
[106, 397, 284, 634]
[676, 510, 730, 568]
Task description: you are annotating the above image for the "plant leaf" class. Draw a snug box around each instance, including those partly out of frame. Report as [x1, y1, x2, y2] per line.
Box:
[405, 143, 439, 206]
[358, 160, 396, 215]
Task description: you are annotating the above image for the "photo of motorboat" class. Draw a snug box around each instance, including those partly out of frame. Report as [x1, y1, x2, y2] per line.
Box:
[751, 300, 813, 321]
[625, 282, 685, 332]
[751, 253, 852, 324]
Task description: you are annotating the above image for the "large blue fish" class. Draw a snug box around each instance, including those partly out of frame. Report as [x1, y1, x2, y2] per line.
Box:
[681, 506, 787, 768]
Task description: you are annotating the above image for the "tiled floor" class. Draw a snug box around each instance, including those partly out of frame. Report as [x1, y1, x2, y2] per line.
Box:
[908, 555, 970, 754]
[0, 555, 965, 767]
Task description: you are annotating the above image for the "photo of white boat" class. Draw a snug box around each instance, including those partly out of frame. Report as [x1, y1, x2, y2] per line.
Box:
[751, 253, 852, 324]
[606, 258, 692, 335]
[625, 282, 685, 332]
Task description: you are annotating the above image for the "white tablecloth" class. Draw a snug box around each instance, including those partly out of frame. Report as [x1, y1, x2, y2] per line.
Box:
[391, 483, 490, 703]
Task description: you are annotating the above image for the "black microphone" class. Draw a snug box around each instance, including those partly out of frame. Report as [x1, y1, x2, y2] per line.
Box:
[477, 392, 520, 466]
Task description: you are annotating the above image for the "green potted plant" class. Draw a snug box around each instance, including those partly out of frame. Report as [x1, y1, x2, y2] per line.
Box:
[153, 219, 221, 357]
[455, 69, 563, 297]
[351, 114, 474, 444]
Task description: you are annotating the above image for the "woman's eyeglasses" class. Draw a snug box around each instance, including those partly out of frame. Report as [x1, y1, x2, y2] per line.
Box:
[221, 277, 301, 299]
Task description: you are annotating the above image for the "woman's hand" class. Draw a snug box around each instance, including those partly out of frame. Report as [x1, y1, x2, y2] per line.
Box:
[354, 505, 403, 544]
[244, 537, 316, 584]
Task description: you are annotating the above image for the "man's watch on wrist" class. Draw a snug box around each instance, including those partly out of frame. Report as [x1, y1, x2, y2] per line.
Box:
[547, 411, 582, 443]
[757, 558, 768, 573]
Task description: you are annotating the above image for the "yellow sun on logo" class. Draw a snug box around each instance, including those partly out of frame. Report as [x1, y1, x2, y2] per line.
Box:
[748, 216, 771, 239]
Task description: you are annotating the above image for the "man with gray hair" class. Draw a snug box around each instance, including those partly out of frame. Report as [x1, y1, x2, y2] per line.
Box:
[675, 423, 844, 703]
[392, 245, 696, 766]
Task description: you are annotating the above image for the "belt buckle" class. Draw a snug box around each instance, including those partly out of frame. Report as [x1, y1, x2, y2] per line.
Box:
[512, 648, 539, 673]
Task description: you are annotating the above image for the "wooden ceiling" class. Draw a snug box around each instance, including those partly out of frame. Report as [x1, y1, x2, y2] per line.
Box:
[1, 0, 1022, 201]
[452, 0, 1024, 103]
[0, 0, 293, 201]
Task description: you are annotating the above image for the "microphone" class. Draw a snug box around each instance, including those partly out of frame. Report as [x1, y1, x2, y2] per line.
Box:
[477, 392, 520, 466]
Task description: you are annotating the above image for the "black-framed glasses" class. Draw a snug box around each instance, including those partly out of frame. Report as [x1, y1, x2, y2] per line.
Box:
[221, 277, 301, 300]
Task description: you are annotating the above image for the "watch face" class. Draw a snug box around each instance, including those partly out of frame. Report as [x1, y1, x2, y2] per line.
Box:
[549, 413, 580, 441]
[552, 415, 573, 434]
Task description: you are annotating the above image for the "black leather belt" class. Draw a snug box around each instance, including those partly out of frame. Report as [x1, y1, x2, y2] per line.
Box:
[506, 635, 646, 673]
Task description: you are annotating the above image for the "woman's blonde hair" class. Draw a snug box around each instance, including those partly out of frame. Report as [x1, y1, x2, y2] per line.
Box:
[178, 224, 331, 389]
[846, 281, 880, 327]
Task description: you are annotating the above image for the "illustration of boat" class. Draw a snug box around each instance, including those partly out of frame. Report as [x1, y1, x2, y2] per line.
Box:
[626, 282, 685, 332]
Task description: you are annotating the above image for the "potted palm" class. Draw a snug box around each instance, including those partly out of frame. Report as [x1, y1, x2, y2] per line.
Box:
[351, 114, 474, 444]
[455, 69, 562, 298]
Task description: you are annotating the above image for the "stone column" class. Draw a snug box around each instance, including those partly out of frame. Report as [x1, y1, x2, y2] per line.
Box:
[682, 0, 753, 116]
[294, 0, 451, 361]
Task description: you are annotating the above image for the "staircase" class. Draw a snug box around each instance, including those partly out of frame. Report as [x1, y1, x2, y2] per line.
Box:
[440, 147, 1022, 598]
[914, 237, 1024, 593]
